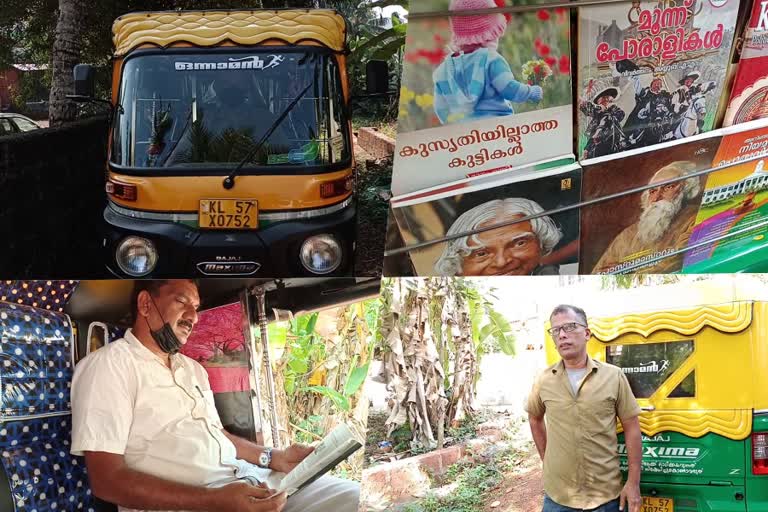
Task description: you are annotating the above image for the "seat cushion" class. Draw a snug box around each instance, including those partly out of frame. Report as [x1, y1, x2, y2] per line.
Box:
[0, 302, 90, 511]
[0, 415, 95, 511]
[0, 302, 74, 418]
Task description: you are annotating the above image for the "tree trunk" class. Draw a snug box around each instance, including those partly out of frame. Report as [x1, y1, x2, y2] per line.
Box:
[49, 0, 81, 127]
[382, 280, 448, 451]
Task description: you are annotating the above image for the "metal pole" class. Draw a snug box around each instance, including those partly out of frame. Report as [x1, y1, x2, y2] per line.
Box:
[241, 290, 264, 443]
[253, 286, 281, 449]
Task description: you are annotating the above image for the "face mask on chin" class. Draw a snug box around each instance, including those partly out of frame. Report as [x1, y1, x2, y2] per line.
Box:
[145, 296, 183, 355]
[149, 321, 183, 355]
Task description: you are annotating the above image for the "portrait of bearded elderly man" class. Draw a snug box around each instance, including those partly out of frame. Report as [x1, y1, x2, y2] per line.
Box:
[592, 161, 702, 274]
[434, 197, 568, 276]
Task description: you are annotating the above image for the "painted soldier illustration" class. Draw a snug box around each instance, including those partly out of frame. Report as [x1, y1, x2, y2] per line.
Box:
[623, 75, 675, 148]
[671, 71, 718, 135]
[579, 87, 628, 159]
[672, 71, 702, 115]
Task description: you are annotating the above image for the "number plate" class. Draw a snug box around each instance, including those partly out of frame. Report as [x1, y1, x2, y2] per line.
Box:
[642, 496, 673, 512]
[199, 199, 258, 229]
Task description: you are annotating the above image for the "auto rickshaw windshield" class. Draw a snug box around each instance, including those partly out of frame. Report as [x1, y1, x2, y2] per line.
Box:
[110, 49, 351, 170]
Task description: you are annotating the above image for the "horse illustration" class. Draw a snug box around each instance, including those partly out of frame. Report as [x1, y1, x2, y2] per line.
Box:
[666, 81, 717, 140]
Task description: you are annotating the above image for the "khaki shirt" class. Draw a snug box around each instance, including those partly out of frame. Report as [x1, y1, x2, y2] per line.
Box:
[525, 357, 641, 509]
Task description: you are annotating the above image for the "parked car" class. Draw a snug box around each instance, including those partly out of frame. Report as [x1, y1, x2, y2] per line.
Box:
[0, 112, 42, 135]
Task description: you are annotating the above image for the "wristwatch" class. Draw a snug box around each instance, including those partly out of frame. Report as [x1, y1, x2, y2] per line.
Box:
[258, 447, 272, 469]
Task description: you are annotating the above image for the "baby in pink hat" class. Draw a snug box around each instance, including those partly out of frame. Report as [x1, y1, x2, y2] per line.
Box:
[433, 0, 543, 124]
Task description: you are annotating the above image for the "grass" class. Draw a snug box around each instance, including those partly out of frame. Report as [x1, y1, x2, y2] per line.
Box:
[398, 414, 523, 512]
[401, 445, 519, 512]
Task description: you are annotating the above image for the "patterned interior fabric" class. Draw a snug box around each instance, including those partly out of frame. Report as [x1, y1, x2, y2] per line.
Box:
[0, 281, 77, 313]
[0, 416, 94, 512]
[106, 325, 125, 343]
[0, 301, 95, 512]
[1, 303, 73, 417]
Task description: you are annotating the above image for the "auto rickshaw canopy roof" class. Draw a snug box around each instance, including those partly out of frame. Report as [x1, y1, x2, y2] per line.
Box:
[112, 9, 348, 56]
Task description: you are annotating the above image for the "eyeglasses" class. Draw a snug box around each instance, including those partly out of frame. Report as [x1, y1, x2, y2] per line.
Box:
[547, 322, 586, 337]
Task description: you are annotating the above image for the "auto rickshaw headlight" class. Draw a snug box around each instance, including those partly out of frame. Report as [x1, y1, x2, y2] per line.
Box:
[116, 236, 158, 277]
[299, 235, 342, 275]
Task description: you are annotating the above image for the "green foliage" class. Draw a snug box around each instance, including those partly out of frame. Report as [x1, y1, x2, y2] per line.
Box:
[282, 312, 325, 395]
[364, 298, 384, 344]
[303, 385, 350, 411]
[390, 423, 413, 452]
[402, 459, 504, 512]
[343, 361, 370, 397]
[303, 359, 370, 412]
[446, 415, 479, 444]
[600, 275, 684, 290]
[293, 414, 324, 444]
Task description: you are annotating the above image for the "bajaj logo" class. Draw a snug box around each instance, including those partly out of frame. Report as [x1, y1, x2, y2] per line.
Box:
[619, 444, 700, 459]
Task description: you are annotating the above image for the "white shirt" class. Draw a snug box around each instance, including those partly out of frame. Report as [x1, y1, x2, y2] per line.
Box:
[70, 329, 270, 511]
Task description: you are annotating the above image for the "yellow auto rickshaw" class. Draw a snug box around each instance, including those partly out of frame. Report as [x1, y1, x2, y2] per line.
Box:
[73, 10, 361, 278]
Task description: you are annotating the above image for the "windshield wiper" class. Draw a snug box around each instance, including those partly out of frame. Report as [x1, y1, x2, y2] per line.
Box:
[223, 82, 313, 190]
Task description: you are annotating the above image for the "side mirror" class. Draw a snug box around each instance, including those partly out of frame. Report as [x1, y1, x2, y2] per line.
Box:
[71, 64, 95, 100]
[366, 60, 390, 95]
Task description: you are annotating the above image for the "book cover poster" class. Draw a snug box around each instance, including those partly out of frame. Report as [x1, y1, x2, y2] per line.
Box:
[577, 0, 740, 159]
[391, 0, 574, 196]
[392, 165, 582, 276]
[683, 122, 768, 270]
[580, 135, 721, 274]
[723, 0, 768, 126]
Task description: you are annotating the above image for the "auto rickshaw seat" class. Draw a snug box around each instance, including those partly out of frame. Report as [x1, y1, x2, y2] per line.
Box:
[0, 302, 100, 512]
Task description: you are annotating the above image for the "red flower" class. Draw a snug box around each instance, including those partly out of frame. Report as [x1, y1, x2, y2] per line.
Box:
[495, 0, 512, 23]
[413, 48, 448, 66]
[537, 9, 550, 21]
[539, 44, 551, 56]
[534, 37, 542, 48]
[545, 56, 557, 68]
[559, 54, 571, 74]
[534, 64, 541, 74]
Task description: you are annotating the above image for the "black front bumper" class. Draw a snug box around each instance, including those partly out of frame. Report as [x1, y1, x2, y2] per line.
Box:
[103, 202, 356, 277]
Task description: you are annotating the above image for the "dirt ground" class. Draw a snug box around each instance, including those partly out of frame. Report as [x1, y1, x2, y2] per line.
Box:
[362, 405, 546, 511]
[484, 440, 544, 512]
[353, 142, 393, 277]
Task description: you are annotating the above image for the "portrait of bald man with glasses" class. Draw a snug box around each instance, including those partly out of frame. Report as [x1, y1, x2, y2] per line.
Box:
[525, 304, 643, 512]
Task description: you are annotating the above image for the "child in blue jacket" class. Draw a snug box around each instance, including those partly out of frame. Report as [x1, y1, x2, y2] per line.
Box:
[433, 0, 543, 124]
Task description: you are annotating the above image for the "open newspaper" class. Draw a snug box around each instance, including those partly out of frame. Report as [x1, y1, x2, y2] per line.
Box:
[273, 423, 363, 497]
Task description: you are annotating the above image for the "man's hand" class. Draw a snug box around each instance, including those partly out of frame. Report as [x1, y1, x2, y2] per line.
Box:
[214, 482, 286, 512]
[619, 480, 641, 512]
[270, 444, 314, 473]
